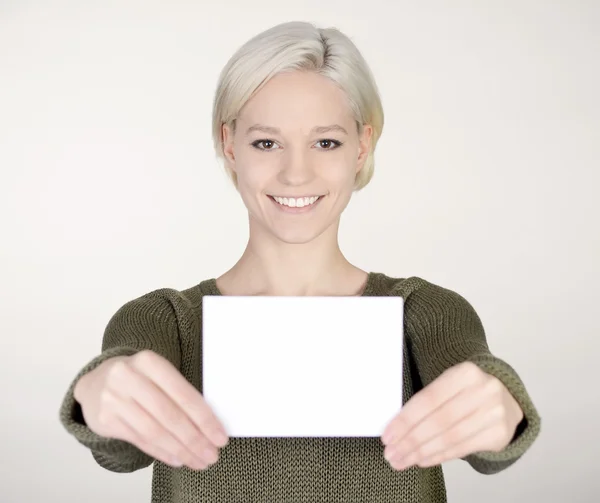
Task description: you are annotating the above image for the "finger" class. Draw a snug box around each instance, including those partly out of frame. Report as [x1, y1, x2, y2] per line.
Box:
[388, 403, 503, 471]
[111, 385, 211, 471]
[112, 361, 219, 467]
[382, 362, 481, 445]
[385, 384, 486, 461]
[130, 351, 229, 448]
[416, 421, 506, 468]
[109, 416, 188, 468]
[137, 437, 209, 471]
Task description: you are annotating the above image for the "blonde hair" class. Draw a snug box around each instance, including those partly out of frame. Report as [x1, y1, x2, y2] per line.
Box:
[211, 21, 384, 191]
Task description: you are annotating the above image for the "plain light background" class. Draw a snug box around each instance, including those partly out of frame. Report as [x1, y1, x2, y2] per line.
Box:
[1, 1, 598, 502]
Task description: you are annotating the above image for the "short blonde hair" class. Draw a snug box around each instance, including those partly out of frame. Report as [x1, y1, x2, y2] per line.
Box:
[211, 21, 384, 191]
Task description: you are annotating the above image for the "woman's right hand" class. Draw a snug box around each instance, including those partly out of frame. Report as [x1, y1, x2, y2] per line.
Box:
[73, 349, 229, 470]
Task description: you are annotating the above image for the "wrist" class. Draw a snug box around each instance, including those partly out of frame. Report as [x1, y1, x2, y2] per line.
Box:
[73, 355, 129, 403]
[73, 371, 91, 404]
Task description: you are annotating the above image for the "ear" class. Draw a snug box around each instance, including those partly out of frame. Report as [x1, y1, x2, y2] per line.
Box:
[222, 123, 236, 170]
[356, 124, 373, 173]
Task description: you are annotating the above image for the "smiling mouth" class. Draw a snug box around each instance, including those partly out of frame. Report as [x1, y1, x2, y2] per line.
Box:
[268, 195, 324, 211]
[270, 195, 322, 208]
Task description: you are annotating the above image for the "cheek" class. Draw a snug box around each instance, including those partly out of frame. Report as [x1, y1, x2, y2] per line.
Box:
[318, 154, 358, 188]
[234, 157, 276, 212]
[235, 155, 274, 189]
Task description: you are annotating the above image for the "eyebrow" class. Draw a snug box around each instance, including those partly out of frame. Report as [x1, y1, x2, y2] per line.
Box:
[245, 124, 349, 136]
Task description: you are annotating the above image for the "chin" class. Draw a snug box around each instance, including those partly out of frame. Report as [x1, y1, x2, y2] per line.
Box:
[269, 224, 331, 245]
[270, 230, 323, 245]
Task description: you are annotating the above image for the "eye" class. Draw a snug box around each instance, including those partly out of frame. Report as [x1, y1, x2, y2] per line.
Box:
[315, 139, 343, 150]
[251, 139, 280, 151]
[250, 138, 343, 151]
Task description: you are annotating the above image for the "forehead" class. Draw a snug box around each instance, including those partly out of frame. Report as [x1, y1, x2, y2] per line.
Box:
[237, 71, 354, 130]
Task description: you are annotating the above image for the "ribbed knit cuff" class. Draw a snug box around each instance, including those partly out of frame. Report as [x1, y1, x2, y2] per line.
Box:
[464, 354, 541, 474]
[59, 347, 147, 461]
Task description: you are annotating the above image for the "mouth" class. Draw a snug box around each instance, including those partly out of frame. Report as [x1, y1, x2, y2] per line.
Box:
[267, 195, 324, 213]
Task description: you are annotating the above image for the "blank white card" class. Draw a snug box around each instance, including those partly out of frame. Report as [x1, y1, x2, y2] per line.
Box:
[201, 295, 404, 437]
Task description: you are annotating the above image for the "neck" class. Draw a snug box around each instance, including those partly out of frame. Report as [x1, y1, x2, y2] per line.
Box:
[216, 218, 367, 296]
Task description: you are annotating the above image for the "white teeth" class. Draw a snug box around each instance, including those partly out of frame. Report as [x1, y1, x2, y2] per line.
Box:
[273, 196, 320, 208]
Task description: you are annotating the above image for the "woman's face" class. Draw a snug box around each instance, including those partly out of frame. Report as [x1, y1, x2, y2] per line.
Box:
[222, 70, 372, 245]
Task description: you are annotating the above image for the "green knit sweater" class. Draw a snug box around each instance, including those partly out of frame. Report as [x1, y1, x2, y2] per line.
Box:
[59, 272, 541, 503]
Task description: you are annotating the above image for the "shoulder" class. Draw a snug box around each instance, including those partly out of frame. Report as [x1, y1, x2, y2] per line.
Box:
[371, 272, 450, 298]
[374, 273, 486, 350]
[107, 278, 214, 325]
[373, 272, 482, 322]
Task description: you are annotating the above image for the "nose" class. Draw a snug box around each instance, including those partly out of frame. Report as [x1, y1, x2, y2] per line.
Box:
[277, 146, 315, 186]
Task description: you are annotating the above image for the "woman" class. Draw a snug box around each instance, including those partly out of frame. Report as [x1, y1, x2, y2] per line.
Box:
[60, 21, 540, 502]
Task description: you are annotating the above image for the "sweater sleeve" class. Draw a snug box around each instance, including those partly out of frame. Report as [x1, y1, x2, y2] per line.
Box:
[402, 278, 541, 475]
[59, 291, 182, 473]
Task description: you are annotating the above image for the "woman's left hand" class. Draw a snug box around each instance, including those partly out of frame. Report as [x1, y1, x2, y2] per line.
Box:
[381, 361, 524, 471]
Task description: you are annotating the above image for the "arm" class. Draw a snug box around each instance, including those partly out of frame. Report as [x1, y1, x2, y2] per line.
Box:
[59, 291, 182, 473]
[402, 278, 541, 475]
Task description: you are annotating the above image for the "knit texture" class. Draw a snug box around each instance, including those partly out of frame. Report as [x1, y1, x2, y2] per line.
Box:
[59, 272, 541, 502]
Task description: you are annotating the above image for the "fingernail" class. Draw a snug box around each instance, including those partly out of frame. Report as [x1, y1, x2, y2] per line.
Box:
[170, 457, 183, 467]
[202, 448, 218, 464]
[396, 455, 413, 470]
[215, 430, 229, 447]
[384, 448, 396, 461]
